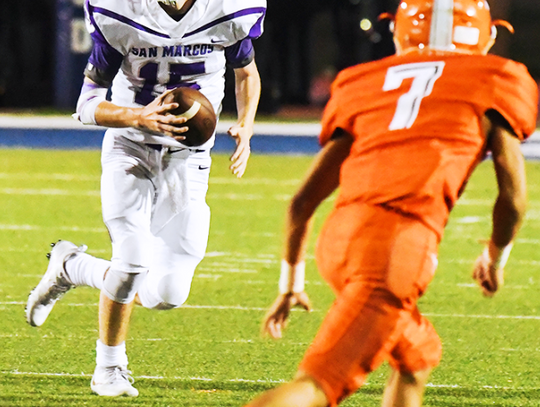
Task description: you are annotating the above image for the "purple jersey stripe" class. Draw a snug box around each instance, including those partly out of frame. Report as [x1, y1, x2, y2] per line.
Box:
[86, 0, 108, 44]
[184, 7, 266, 38]
[85, 0, 123, 81]
[248, 13, 265, 38]
[88, 4, 171, 39]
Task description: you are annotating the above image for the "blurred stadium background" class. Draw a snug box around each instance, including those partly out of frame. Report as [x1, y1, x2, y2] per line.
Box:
[1, 3, 540, 405]
[0, 0, 539, 121]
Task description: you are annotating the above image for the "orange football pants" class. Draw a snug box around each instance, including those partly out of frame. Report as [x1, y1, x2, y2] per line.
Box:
[299, 202, 442, 406]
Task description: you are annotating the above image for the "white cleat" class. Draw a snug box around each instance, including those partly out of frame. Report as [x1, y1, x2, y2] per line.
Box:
[25, 240, 87, 327]
[91, 365, 139, 397]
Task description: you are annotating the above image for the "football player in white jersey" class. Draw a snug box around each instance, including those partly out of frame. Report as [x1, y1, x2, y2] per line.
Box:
[25, 0, 265, 397]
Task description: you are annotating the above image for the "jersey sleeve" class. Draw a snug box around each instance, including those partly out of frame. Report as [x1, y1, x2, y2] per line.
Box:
[225, 38, 254, 68]
[224, 0, 266, 43]
[319, 72, 357, 145]
[84, 0, 123, 87]
[244, 10, 265, 40]
[490, 60, 538, 140]
[193, 0, 265, 47]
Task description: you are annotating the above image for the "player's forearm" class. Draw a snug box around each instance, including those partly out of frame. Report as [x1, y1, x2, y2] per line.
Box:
[284, 212, 314, 266]
[284, 133, 353, 262]
[280, 217, 313, 294]
[282, 168, 333, 269]
[490, 192, 526, 248]
[234, 61, 261, 130]
[94, 100, 144, 129]
[490, 128, 527, 249]
[279, 134, 352, 293]
[476, 190, 524, 283]
[280, 180, 327, 292]
[75, 78, 143, 129]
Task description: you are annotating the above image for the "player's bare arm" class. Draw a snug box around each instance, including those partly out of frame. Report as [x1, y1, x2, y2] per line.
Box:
[90, 84, 189, 141]
[264, 130, 353, 339]
[228, 60, 261, 178]
[473, 110, 527, 296]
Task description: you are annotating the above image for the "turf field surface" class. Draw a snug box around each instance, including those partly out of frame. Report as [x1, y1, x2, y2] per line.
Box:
[1, 149, 540, 406]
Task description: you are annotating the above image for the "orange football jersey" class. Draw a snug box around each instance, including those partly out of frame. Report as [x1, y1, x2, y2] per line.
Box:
[320, 53, 538, 239]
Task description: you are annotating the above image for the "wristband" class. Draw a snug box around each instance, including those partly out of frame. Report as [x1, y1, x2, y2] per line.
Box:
[485, 240, 513, 270]
[279, 260, 305, 294]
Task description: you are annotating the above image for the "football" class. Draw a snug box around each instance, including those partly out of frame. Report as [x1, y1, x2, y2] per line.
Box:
[162, 87, 217, 147]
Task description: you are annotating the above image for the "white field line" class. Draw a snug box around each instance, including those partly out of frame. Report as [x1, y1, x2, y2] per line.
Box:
[512, 238, 540, 244]
[452, 216, 487, 224]
[204, 260, 274, 267]
[423, 313, 540, 320]
[0, 187, 295, 202]
[207, 193, 284, 201]
[0, 188, 100, 196]
[0, 172, 301, 186]
[205, 251, 277, 258]
[0, 173, 98, 181]
[3, 301, 540, 320]
[0, 247, 109, 254]
[440, 237, 540, 245]
[204, 259, 274, 266]
[197, 267, 258, 273]
[4, 249, 275, 259]
[0, 334, 305, 346]
[455, 199, 493, 206]
[442, 258, 540, 266]
[456, 282, 536, 289]
[0, 370, 285, 384]
[0, 301, 265, 311]
[210, 177, 300, 185]
[212, 231, 278, 237]
[451, 213, 540, 223]
[0, 224, 105, 233]
[238, 280, 265, 284]
[457, 199, 540, 208]
[1, 370, 539, 391]
[196, 274, 222, 280]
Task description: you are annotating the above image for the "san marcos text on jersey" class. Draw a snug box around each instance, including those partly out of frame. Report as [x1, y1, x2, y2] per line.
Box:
[83, 0, 266, 147]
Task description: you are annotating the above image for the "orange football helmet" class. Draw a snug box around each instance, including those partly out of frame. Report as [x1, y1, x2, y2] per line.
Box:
[392, 0, 506, 55]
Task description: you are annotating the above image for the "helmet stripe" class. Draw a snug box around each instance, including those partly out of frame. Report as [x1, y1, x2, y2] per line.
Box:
[430, 0, 454, 50]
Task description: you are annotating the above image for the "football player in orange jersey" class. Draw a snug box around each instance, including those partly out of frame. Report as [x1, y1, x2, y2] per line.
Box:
[244, 1, 538, 407]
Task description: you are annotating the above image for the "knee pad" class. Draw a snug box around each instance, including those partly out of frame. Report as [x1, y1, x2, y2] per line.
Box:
[102, 264, 148, 304]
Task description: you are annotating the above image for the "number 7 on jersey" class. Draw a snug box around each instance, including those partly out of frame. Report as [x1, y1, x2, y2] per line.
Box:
[383, 61, 445, 131]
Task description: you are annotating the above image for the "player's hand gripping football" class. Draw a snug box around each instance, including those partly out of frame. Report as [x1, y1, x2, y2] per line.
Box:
[228, 123, 252, 178]
[135, 89, 188, 141]
[263, 292, 312, 339]
[472, 246, 505, 297]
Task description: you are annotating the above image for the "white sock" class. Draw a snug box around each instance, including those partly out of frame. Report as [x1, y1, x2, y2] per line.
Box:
[95, 339, 129, 368]
[64, 253, 109, 289]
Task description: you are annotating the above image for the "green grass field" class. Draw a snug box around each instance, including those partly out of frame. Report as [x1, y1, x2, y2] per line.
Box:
[1, 149, 540, 406]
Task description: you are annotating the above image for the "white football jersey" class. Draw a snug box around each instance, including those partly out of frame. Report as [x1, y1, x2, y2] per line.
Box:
[84, 0, 266, 148]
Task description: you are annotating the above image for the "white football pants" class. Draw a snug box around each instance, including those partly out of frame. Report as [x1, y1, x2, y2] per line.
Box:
[100, 130, 211, 309]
